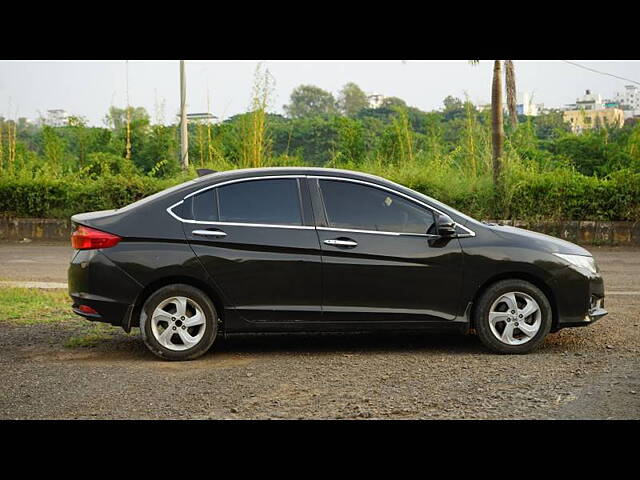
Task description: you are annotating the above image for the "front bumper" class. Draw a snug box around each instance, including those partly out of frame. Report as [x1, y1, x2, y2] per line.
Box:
[585, 295, 608, 323]
[552, 265, 608, 330]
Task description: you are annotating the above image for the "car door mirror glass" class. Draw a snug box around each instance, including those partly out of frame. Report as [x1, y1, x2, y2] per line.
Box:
[436, 214, 457, 237]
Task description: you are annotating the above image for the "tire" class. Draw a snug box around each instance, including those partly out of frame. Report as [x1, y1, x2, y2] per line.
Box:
[139, 284, 218, 361]
[474, 279, 552, 354]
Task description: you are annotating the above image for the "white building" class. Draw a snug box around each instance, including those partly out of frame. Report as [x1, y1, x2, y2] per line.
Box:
[185, 112, 219, 123]
[516, 91, 540, 116]
[613, 85, 640, 110]
[44, 109, 69, 127]
[367, 93, 385, 109]
[475, 92, 542, 116]
[574, 89, 604, 111]
[613, 85, 640, 120]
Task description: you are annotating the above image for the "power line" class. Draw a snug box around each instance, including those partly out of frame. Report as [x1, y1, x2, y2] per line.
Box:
[561, 60, 640, 86]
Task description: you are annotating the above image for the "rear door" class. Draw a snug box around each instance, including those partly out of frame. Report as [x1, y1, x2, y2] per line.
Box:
[181, 176, 322, 323]
[310, 177, 464, 323]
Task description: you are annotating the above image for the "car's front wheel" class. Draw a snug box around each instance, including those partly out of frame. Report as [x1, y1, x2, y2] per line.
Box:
[139, 284, 218, 361]
[474, 279, 552, 354]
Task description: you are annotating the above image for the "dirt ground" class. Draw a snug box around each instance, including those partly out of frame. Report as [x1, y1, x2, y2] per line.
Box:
[0, 242, 639, 419]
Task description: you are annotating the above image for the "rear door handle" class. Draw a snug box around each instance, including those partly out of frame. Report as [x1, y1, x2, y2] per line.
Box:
[324, 238, 358, 247]
[192, 229, 227, 238]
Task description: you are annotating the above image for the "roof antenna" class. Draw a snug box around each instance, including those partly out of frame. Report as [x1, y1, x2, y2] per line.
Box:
[196, 168, 217, 177]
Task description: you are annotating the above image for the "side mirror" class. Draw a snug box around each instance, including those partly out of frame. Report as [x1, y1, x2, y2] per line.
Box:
[436, 214, 457, 237]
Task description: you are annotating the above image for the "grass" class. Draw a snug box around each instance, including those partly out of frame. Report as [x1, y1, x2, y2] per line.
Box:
[0, 286, 122, 348]
[64, 323, 115, 348]
[0, 287, 72, 325]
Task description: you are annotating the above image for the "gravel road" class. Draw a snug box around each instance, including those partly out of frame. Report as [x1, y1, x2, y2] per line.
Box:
[0, 242, 639, 419]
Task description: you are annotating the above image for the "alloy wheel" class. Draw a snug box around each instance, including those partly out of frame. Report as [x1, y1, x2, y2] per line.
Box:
[150, 296, 206, 351]
[488, 291, 542, 346]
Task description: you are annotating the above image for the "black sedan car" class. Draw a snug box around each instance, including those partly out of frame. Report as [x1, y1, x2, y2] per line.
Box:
[68, 167, 607, 360]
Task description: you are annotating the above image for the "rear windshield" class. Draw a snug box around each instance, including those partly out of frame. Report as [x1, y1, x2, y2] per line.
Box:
[116, 178, 198, 212]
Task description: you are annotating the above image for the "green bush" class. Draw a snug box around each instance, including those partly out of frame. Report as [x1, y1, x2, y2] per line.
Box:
[0, 174, 173, 218]
[1, 163, 639, 221]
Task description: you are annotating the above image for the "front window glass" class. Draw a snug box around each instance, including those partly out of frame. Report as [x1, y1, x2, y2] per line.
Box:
[319, 180, 434, 234]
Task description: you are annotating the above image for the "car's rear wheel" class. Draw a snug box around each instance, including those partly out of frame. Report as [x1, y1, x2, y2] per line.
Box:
[139, 284, 217, 361]
[474, 279, 552, 354]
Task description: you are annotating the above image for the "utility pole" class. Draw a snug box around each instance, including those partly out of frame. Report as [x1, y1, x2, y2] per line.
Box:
[180, 60, 189, 170]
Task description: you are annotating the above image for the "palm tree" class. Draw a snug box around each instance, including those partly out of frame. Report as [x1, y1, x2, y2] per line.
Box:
[470, 60, 518, 186]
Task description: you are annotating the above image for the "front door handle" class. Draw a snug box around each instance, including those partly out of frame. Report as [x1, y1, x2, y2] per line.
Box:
[324, 238, 358, 248]
[192, 229, 227, 238]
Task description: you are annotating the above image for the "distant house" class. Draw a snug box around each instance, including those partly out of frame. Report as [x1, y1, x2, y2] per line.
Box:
[44, 109, 69, 127]
[185, 112, 218, 123]
[366, 93, 385, 109]
[574, 89, 604, 111]
[562, 89, 625, 132]
[515, 92, 541, 116]
[613, 85, 640, 111]
[475, 92, 542, 116]
[563, 108, 624, 133]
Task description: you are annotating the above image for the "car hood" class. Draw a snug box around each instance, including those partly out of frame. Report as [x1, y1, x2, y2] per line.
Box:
[487, 224, 592, 256]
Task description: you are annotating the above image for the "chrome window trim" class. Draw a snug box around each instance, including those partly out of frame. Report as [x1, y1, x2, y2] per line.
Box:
[184, 175, 307, 199]
[317, 226, 440, 238]
[166, 173, 476, 238]
[188, 220, 314, 230]
[166, 202, 314, 230]
[167, 199, 185, 222]
[310, 175, 476, 238]
[167, 175, 310, 229]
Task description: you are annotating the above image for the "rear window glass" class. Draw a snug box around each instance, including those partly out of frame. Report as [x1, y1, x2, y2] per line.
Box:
[217, 178, 302, 226]
[191, 190, 218, 222]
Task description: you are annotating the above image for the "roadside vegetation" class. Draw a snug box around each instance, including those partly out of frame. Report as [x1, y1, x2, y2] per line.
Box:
[63, 323, 116, 348]
[0, 286, 120, 347]
[0, 287, 71, 324]
[1, 73, 640, 221]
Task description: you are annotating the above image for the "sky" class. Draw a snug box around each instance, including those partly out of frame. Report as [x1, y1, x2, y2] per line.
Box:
[1, 60, 639, 126]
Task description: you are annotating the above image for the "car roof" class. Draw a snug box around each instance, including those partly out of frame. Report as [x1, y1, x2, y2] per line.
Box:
[155, 167, 478, 227]
[192, 166, 391, 185]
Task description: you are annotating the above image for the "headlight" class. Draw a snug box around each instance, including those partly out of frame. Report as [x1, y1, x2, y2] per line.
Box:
[553, 253, 598, 274]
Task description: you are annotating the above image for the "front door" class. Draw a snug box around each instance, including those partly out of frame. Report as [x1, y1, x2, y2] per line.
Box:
[312, 177, 464, 323]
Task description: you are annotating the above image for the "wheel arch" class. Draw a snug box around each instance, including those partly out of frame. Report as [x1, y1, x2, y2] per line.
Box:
[469, 271, 559, 332]
[129, 275, 227, 330]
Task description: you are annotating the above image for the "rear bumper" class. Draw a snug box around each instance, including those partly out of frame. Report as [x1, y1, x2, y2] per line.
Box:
[68, 249, 142, 328]
[70, 294, 134, 326]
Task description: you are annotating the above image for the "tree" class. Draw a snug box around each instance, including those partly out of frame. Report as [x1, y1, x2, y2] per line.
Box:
[470, 60, 518, 186]
[42, 125, 66, 166]
[284, 85, 336, 118]
[239, 63, 275, 168]
[381, 97, 407, 109]
[533, 110, 570, 140]
[104, 106, 150, 161]
[67, 116, 89, 167]
[442, 96, 466, 121]
[505, 60, 517, 129]
[490, 60, 504, 186]
[334, 116, 366, 163]
[337, 82, 369, 117]
[104, 106, 149, 132]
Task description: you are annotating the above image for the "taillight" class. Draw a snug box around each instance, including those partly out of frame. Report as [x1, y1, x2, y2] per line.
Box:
[78, 305, 98, 315]
[71, 225, 121, 250]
